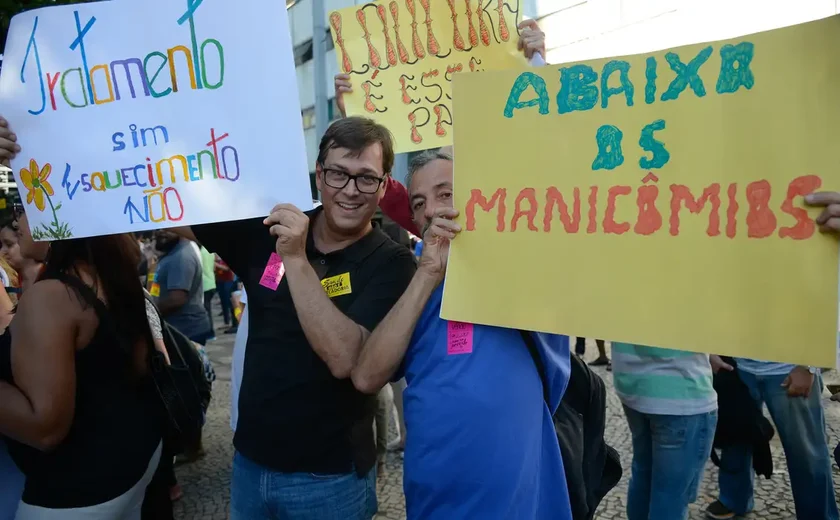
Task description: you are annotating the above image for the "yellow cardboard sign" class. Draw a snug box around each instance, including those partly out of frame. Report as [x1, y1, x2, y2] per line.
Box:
[150, 282, 160, 298]
[328, 0, 525, 153]
[322, 273, 352, 298]
[441, 16, 840, 367]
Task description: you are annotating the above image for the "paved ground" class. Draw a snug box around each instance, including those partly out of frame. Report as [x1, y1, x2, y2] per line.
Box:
[175, 331, 840, 520]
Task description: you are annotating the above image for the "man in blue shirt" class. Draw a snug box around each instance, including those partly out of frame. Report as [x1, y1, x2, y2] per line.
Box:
[352, 150, 573, 519]
[153, 232, 211, 344]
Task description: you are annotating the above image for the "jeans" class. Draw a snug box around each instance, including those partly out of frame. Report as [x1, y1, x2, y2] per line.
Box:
[203, 289, 216, 335]
[0, 440, 23, 520]
[188, 331, 210, 347]
[217, 281, 235, 325]
[574, 337, 605, 356]
[718, 369, 839, 519]
[623, 406, 717, 520]
[231, 452, 377, 520]
[375, 385, 394, 458]
[835, 442, 840, 471]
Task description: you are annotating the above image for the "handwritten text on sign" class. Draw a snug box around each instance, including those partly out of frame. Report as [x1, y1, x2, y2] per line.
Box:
[329, 0, 525, 153]
[441, 16, 840, 367]
[0, 0, 311, 240]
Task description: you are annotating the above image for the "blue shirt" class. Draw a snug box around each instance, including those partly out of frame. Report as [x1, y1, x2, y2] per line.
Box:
[155, 240, 210, 339]
[736, 358, 795, 376]
[398, 285, 573, 520]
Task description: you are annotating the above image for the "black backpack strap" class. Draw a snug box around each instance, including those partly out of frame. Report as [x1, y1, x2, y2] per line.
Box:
[519, 330, 550, 405]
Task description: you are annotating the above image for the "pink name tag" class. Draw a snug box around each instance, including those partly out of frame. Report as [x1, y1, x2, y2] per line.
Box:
[259, 253, 285, 290]
[447, 321, 474, 355]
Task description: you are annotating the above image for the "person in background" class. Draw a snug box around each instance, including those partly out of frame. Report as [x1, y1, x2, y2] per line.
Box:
[0, 254, 11, 289]
[576, 337, 610, 369]
[230, 288, 248, 432]
[0, 256, 14, 315]
[0, 232, 18, 520]
[137, 234, 157, 290]
[613, 188, 840, 520]
[612, 341, 717, 520]
[199, 246, 217, 341]
[706, 192, 840, 520]
[215, 256, 237, 333]
[0, 216, 40, 294]
[140, 288, 176, 520]
[0, 438, 23, 520]
[0, 202, 162, 518]
[153, 231, 211, 345]
[352, 150, 572, 519]
[373, 384, 394, 479]
[705, 358, 839, 520]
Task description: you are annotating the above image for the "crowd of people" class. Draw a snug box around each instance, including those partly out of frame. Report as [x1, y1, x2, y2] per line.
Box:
[0, 16, 838, 520]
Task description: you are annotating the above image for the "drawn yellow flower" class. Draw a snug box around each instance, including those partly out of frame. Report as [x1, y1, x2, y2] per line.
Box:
[19, 159, 54, 212]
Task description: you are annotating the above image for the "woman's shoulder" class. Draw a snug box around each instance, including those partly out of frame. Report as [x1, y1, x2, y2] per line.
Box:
[22, 279, 79, 310]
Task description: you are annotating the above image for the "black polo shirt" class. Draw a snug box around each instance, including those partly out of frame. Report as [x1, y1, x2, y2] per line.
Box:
[193, 207, 416, 474]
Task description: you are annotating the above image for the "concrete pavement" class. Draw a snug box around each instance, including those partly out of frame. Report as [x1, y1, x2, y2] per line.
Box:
[175, 334, 840, 520]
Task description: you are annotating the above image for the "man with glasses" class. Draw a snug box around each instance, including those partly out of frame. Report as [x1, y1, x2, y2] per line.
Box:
[175, 116, 415, 519]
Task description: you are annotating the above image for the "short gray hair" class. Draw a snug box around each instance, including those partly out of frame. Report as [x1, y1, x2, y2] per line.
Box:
[405, 149, 453, 195]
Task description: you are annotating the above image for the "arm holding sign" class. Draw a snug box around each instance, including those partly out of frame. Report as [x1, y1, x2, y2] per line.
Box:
[333, 20, 543, 237]
[0, 119, 21, 165]
[265, 204, 369, 379]
[806, 192, 840, 232]
[352, 208, 460, 394]
[517, 19, 546, 61]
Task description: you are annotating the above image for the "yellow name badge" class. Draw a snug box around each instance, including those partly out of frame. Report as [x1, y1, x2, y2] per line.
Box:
[321, 273, 352, 298]
[150, 282, 160, 297]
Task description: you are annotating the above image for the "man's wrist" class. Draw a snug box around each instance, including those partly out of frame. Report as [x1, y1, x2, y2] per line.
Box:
[282, 253, 310, 273]
[414, 267, 442, 290]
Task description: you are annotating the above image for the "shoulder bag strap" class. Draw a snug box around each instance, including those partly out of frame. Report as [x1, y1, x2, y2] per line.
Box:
[519, 330, 550, 405]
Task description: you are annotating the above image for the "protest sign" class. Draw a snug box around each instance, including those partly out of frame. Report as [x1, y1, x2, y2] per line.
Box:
[441, 15, 840, 367]
[329, 0, 525, 153]
[0, 0, 312, 240]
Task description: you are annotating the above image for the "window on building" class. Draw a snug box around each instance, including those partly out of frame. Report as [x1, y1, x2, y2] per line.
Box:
[309, 172, 318, 200]
[301, 107, 315, 130]
[328, 97, 339, 122]
[294, 39, 313, 67]
[302, 99, 339, 132]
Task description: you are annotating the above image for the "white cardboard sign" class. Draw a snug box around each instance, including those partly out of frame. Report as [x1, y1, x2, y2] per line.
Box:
[0, 0, 311, 239]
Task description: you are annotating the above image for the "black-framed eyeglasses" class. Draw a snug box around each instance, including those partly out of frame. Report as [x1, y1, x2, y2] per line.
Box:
[321, 167, 385, 195]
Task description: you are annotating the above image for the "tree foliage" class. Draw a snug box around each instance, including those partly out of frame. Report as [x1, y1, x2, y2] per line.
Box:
[1, 0, 88, 54]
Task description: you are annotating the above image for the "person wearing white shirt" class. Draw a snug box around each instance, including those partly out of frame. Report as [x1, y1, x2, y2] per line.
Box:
[230, 289, 248, 431]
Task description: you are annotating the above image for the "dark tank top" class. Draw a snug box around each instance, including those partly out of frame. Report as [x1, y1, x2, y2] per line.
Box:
[0, 273, 162, 508]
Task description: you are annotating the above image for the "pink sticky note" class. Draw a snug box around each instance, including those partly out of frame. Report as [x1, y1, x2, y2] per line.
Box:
[447, 321, 474, 355]
[259, 253, 285, 290]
